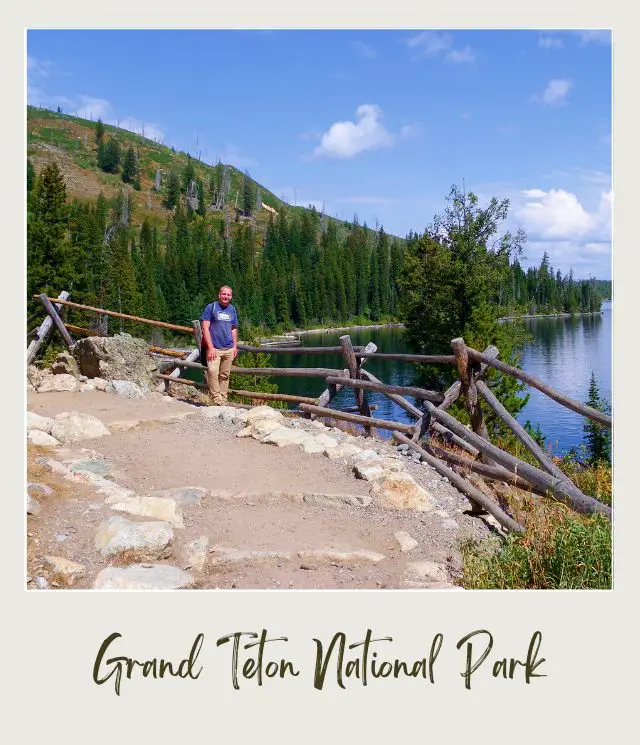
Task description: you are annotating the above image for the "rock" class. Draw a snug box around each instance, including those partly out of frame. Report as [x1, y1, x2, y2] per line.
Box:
[44, 556, 86, 576]
[393, 531, 419, 552]
[299, 434, 338, 454]
[181, 536, 209, 572]
[105, 496, 184, 528]
[302, 493, 372, 508]
[27, 493, 41, 515]
[404, 561, 449, 585]
[152, 486, 207, 507]
[397, 444, 410, 452]
[371, 472, 438, 512]
[27, 364, 46, 389]
[79, 382, 97, 392]
[95, 516, 174, 560]
[93, 377, 109, 392]
[73, 335, 158, 388]
[244, 405, 285, 425]
[310, 421, 328, 430]
[107, 380, 146, 399]
[237, 418, 283, 440]
[68, 469, 134, 501]
[260, 428, 315, 447]
[27, 430, 60, 447]
[352, 449, 382, 463]
[34, 576, 49, 589]
[297, 549, 386, 564]
[27, 411, 54, 434]
[27, 482, 54, 497]
[51, 352, 79, 377]
[441, 518, 459, 532]
[354, 463, 385, 481]
[208, 548, 293, 566]
[94, 564, 194, 590]
[37, 374, 77, 393]
[51, 411, 111, 444]
[324, 443, 363, 460]
[108, 420, 140, 433]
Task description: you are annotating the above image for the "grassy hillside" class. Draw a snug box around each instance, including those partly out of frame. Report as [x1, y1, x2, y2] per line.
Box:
[26, 105, 367, 240]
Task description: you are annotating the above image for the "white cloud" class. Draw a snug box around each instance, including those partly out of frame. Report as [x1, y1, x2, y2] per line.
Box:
[574, 30, 611, 45]
[76, 95, 113, 121]
[538, 35, 563, 50]
[532, 78, 572, 106]
[311, 104, 414, 159]
[405, 31, 475, 64]
[517, 188, 596, 240]
[27, 56, 52, 76]
[351, 40, 377, 59]
[446, 45, 475, 63]
[116, 117, 164, 142]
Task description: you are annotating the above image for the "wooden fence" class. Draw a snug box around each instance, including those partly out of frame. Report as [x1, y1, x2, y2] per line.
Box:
[28, 292, 613, 532]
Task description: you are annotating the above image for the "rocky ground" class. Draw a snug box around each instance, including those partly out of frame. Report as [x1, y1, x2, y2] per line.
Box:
[26, 382, 503, 591]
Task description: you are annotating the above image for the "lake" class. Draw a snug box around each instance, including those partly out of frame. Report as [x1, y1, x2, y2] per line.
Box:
[263, 302, 612, 455]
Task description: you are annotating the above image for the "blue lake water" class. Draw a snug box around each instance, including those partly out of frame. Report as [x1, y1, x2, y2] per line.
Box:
[270, 302, 612, 454]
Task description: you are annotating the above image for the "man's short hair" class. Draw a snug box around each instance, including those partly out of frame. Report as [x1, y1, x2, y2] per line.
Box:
[219, 285, 233, 293]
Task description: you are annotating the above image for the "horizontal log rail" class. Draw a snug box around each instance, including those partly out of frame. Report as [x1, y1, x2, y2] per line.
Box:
[34, 296, 194, 334]
[393, 432, 524, 533]
[155, 374, 318, 404]
[423, 401, 611, 518]
[467, 347, 612, 428]
[237, 344, 365, 355]
[298, 403, 415, 435]
[355, 351, 456, 364]
[156, 357, 345, 378]
[325, 375, 445, 404]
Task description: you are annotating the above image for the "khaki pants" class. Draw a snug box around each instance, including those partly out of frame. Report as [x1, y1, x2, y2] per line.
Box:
[205, 348, 234, 404]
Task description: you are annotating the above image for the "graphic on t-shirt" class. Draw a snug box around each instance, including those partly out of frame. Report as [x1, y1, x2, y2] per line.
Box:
[217, 312, 231, 321]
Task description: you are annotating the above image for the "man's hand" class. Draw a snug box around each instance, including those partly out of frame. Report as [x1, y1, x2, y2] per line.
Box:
[232, 346, 238, 359]
[207, 347, 216, 362]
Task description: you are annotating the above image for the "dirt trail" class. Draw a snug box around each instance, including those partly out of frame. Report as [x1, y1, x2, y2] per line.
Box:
[27, 390, 497, 590]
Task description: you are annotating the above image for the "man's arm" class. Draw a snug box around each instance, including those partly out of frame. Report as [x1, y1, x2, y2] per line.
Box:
[201, 320, 216, 361]
[231, 326, 238, 359]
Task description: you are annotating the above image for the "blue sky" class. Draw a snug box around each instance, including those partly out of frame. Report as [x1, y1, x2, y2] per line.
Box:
[27, 29, 612, 279]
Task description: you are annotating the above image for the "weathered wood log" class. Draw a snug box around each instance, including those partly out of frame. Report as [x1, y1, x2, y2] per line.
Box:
[427, 443, 548, 497]
[298, 403, 415, 435]
[324, 375, 444, 403]
[340, 335, 371, 428]
[438, 345, 499, 412]
[237, 345, 365, 355]
[392, 432, 524, 533]
[157, 357, 345, 378]
[165, 347, 201, 388]
[422, 401, 611, 517]
[476, 379, 568, 482]
[452, 337, 489, 441]
[192, 320, 203, 349]
[315, 342, 377, 413]
[466, 347, 612, 428]
[155, 374, 317, 404]
[27, 291, 70, 364]
[355, 352, 457, 364]
[34, 296, 194, 334]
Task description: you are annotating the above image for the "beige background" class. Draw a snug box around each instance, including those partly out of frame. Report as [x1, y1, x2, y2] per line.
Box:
[6, 4, 635, 742]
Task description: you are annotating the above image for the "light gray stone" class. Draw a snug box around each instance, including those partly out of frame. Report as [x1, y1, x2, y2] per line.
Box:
[73, 335, 158, 388]
[27, 430, 60, 447]
[27, 482, 54, 497]
[404, 561, 449, 585]
[237, 417, 283, 440]
[297, 549, 386, 564]
[27, 411, 54, 434]
[244, 405, 285, 426]
[371, 472, 438, 512]
[260, 427, 314, 447]
[152, 486, 207, 506]
[208, 548, 292, 566]
[34, 576, 49, 589]
[354, 463, 385, 481]
[181, 536, 209, 572]
[106, 496, 184, 528]
[299, 433, 338, 454]
[303, 493, 372, 508]
[37, 374, 77, 393]
[393, 531, 419, 552]
[44, 556, 86, 576]
[95, 516, 174, 559]
[324, 443, 363, 460]
[51, 411, 111, 444]
[108, 380, 146, 399]
[27, 493, 41, 515]
[93, 564, 194, 590]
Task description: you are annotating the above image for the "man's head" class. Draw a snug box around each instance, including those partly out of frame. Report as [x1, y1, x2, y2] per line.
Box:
[218, 285, 233, 307]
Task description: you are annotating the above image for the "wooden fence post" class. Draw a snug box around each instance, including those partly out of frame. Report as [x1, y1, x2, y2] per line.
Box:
[340, 334, 371, 434]
[26, 290, 70, 365]
[452, 337, 489, 441]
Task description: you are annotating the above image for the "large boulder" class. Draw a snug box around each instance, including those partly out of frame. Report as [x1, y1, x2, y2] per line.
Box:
[51, 352, 79, 377]
[73, 334, 157, 388]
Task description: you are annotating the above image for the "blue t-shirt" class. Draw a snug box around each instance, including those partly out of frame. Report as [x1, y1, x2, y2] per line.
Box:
[200, 301, 238, 349]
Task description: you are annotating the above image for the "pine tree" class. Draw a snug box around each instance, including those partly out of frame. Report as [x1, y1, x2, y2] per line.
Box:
[95, 118, 105, 146]
[165, 170, 181, 210]
[584, 372, 611, 464]
[27, 161, 76, 302]
[182, 156, 196, 193]
[27, 158, 35, 192]
[98, 138, 121, 173]
[122, 146, 138, 184]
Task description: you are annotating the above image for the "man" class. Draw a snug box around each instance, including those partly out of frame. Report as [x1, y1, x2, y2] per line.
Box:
[200, 285, 238, 405]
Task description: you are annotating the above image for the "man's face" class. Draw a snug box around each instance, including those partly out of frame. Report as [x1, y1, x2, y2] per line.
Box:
[218, 287, 233, 307]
